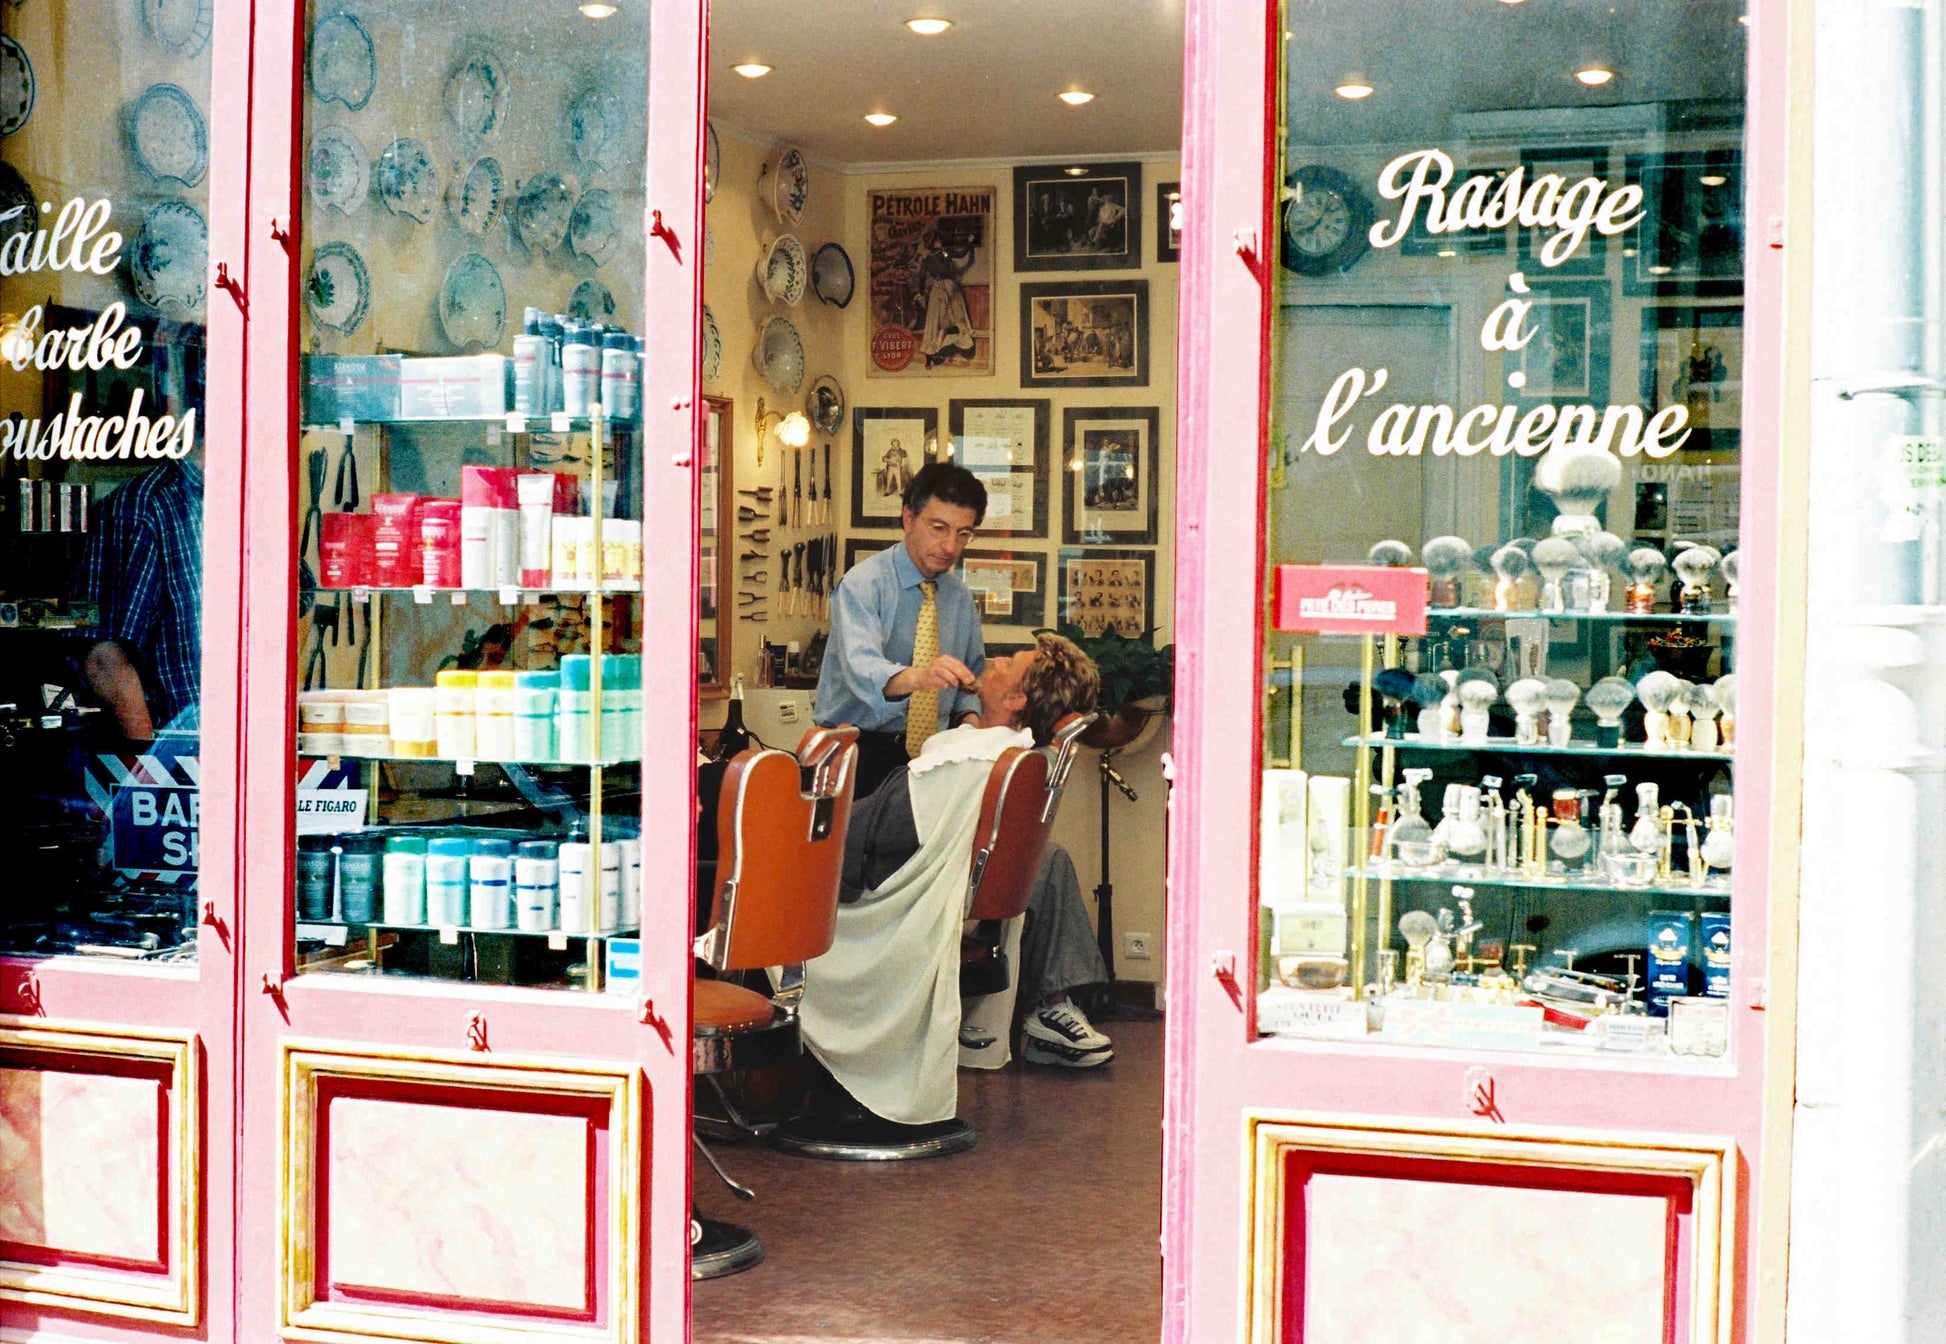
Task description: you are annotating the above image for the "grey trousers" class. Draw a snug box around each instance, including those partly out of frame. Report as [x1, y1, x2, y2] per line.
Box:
[1019, 843, 1109, 1002]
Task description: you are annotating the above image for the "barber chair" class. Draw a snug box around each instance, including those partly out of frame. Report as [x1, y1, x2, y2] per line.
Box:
[773, 713, 1094, 1162]
[691, 724, 857, 1279]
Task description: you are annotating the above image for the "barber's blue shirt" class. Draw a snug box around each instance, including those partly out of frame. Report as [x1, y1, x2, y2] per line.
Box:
[815, 544, 984, 733]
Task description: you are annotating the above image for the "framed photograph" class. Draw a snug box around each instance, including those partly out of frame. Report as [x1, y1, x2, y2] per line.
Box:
[843, 536, 896, 577]
[1058, 547, 1155, 640]
[1013, 161, 1143, 272]
[949, 398, 1050, 540]
[1063, 406, 1160, 545]
[1638, 305, 1743, 452]
[1622, 149, 1744, 297]
[1516, 146, 1613, 277]
[1156, 181, 1181, 263]
[1020, 280, 1151, 389]
[850, 407, 940, 528]
[866, 185, 997, 377]
[1512, 279, 1611, 405]
[960, 549, 1046, 627]
[1400, 160, 1515, 258]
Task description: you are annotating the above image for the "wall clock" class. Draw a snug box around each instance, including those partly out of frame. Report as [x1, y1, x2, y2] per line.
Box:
[1280, 164, 1374, 277]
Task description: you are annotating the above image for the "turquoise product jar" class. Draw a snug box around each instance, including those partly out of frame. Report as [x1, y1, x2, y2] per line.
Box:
[469, 837, 515, 930]
[515, 840, 560, 933]
[382, 835, 428, 925]
[425, 837, 471, 926]
[513, 670, 558, 761]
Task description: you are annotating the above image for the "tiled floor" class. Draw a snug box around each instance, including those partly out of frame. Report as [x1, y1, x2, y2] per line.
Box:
[691, 1016, 1165, 1344]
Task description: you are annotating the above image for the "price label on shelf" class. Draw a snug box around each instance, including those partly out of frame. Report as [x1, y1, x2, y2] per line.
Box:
[338, 416, 355, 439]
[412, 585, 433, 605]
[450, 590, 467, 606]
[505, 413, 528, 435]
[439, 925, 460, 945]
[499, 586, 520, 606]
[350, 586, 371, 604]
[454, 758, 476, 776]
[547, 931, 569, 951]
[551, 411, 572, 433]
[297, 922, 349, 947]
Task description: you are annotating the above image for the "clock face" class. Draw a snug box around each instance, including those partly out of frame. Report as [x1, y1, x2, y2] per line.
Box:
[1286, 185, 1352, 257]
[1280, 165, 1375, 277]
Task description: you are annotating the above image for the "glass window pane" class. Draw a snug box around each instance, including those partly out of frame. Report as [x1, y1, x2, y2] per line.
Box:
[1259, 1, 1747, 1061]
[0, 3, 212, 961]
[293, 1, 650, 990]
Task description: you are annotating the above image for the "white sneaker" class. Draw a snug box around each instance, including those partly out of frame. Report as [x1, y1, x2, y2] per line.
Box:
[1026, 1001, 1111, 1053]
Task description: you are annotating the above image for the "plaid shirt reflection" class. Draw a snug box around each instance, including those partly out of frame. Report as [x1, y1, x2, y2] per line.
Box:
[73, 459, 204, 731]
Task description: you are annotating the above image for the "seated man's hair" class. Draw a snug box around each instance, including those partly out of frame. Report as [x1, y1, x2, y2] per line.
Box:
[902, 461, 988, 526]
[1019, 632, 1100, 746]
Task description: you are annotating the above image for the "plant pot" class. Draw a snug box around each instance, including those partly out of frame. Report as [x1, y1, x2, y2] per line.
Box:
[1080, 696, 1167, 752]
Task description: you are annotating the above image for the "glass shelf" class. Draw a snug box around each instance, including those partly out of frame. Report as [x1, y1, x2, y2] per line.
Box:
[1428, 605, 1736, 626]
[318, 582, 642, 601]
[296, 752, 637, 768]
[1349, 864, 1731, 900]
[301, 413, 639, 435]
[1344, 734, 1734, 762]
[299, 919, 638, 940]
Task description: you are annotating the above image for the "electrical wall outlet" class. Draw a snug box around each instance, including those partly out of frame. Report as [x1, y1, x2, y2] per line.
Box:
[1124, 932, 1154, 961]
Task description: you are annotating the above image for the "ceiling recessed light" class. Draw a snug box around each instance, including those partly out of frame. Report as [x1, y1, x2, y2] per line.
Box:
[1334, 79, 1374, 100]
[1064, 166, 1089, 177]
[1167, 190, 1182, 201]
[1058, 90, 1096, 106]
[1436, 248, 1457, 258]
[1648, 264, 1673, 275]
[578, 1, 617, 17]
[733, 62, 772, 79]
[1575, 66, 1614, 87]
[1699, 174, 1728, 187]
[864, 112, 898, 127]
[905, 17, 952, 35]
[1622, 247, 1638, 257]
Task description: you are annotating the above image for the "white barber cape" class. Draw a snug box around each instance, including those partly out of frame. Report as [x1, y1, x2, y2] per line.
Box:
[799, 723, 1033, 1124]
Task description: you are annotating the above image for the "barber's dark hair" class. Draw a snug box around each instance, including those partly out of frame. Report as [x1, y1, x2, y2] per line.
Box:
[902, 461, 988, 526]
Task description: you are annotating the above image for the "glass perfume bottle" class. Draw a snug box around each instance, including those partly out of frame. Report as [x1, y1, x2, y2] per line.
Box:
[1629, 782, 1663, 854]
[1586, 676, 1635, 748]
[1625, 546, 1667, 615]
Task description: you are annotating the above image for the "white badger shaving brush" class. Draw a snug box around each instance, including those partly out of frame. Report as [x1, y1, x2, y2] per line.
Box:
[1490, 543, 1533, 612]
[1625, 547, 1667, 614]
[1574, 531, 1626, 612]
[1422, 535, 1473, 608]
[1673, 545, 1722, 613]
[1534, 445, 1623, 537]
[1505, 677, 1548, 746]
[1543, 677, 1581, 747]
[1720, 549, 1741, 611]
[1712, 673, 1738, 749]
[1439, 668, 1462, 740]
[1531, 537, 1580, 613]
[1585, 676, 1635, 748]
[1410, 672, 1447, 739]
[1635, 670, 1682, 750]
[1690, 683, 1722, 751]
[1456, 671, 1499, 745]
[1665, 679, 1694, 748]
[1368, 538, 1413, 567]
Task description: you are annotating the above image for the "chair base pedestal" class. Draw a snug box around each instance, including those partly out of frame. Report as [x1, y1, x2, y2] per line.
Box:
[772, 1112, 977, 1161]
[691, 1216, 765, 1280]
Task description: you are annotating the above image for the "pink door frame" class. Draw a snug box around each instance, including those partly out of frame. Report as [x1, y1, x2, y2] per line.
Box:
[1162, 3, 1793, 1340]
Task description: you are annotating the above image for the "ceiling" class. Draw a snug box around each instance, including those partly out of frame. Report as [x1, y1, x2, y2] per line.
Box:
[705, 0, 1187, 168]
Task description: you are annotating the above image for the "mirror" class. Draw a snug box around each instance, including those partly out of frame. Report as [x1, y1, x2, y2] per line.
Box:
[701, 396, 734, 697]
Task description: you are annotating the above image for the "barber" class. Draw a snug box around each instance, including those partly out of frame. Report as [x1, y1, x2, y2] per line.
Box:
[815, 462, 988, 799]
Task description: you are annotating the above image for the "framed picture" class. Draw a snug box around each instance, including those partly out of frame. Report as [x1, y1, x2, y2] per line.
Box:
[960, 549, 1046, 627]
[1511, 279, 1611, 405]
[1638, 305, 1743, 452]
[1063, 406, 1160, 545]
[1020, 279, 1151, 389]
[1400, 160, 1515, 258]
[843, 536, 896, 577]
[1622, 149, 1744, 297]
[865, 185, 997, 377]
[949, 398, 1049, 540]
[1516, 146, 1613, 277]
[1013, 161, 1143, 272]
[850, 406, 939, 528]
[1156, 181, 1181, 263]
[1058, 548, 1155, 639]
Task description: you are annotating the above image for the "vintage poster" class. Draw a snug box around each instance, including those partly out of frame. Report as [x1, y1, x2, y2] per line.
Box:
[868, 186, 995, 378]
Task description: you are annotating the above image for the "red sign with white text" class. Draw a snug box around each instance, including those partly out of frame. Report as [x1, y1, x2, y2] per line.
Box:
[1273, 564, 1428, 635]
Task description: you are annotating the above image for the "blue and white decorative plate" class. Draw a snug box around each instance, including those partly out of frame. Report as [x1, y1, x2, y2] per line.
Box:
[704, 120, 719, 204]
[752, 314, 805, 395]
[769, 147, 809, 227]
[569, 279, 615, 323]
[130, 201, 208, 313]
[756, 233, 807, 306]
[128, 83, 208, 187]
[812, 242, 854, 308]
[305, 240, 369, 334]
[376, 137, 439, 223]
[439, 252, 507, 352]
[568, 188, 619, 266]
[448, 155, 503, 235]
[0, 37, 32, 138]
[806, 375, 845, 436]
[307, 12, 375, 111]
[700, 304, 723, 387]
[512, 171, 573, 254]
[568, 86, 618, 171]
[142, 0, 213, 57]
[307, 126, 367, 216]
[445, 51, 511, 137]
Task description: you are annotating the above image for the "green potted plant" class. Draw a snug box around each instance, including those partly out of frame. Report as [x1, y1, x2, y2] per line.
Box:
[1049, 624, 1174, 751]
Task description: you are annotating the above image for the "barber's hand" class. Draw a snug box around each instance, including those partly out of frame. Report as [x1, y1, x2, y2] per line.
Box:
[887, 656, 977, 699]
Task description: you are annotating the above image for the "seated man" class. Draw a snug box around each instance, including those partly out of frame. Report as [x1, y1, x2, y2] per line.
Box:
[797, 631, 1102, 1129]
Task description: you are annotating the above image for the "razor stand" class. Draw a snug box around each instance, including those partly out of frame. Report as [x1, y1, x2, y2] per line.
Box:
[1093, 749, 1162, 1020]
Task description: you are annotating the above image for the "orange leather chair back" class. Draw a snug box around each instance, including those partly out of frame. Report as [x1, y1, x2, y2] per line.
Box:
[702, 725, 858, 972]
[965, 713, 1096, 921]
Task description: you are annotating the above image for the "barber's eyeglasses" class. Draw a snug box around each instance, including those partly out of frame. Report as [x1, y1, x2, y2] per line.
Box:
[928, 519, 977, 544]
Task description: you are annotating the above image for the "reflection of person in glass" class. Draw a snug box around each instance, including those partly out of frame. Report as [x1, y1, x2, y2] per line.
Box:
[73, 451, 203, 740]
[916, 233, 975, 368]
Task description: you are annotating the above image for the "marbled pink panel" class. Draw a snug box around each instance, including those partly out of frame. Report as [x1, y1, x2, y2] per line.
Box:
[325, 1097, 591, 1311]
[0, 1067, 163, 1263]
[1302, 1173, 1668, 1344]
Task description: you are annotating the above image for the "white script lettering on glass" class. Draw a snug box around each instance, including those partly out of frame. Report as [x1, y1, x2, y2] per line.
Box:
[0, 198, 197, 461]
[1368, 150, 1645, 268]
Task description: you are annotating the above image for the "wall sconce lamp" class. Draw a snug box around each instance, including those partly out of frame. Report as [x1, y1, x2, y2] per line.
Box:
[754, 397, 811, 466]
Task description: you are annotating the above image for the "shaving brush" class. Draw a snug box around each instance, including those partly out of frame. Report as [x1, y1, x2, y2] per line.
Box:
[1625, 547, 1668, 615]
[1712, 673, 1738, 749]
[1574, 531, 1626, 612]
[1665, 679, 1694, 748]
[1505, 677, 1548, 746]
[1532, 537, 1580, 613]
[1456, 669, 1499, 745]
[1585, 676, 1635, 748]
[1368, 539, 1413, 568]
[1673, 545, 1721, 613]
[1422, 535, 1473, 608]
[1535, 446, 1623, 537]
[1635, 670, 1682, 750]
[1690, 682, 1722, 751]
[1720, 549, 1741, 612]
[1490, 543, 1533, 612]
[1410, 672, 1447, 739]
[1373, 666, 1418, 739]
[1543, 677, 1581, 747]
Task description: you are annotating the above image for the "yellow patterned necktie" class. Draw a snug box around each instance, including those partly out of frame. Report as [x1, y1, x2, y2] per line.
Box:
[905, 580, 940, 756]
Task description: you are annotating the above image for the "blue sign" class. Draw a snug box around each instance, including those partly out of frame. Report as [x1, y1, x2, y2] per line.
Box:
[109, 782, 200, 874]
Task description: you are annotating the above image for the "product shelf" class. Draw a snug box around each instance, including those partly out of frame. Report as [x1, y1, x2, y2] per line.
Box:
[317, 582, 643, 602]
[1347, 864, 1731, 900]
[1428, 606, 1736, 626]
[296, 751, 638, 769]
[298, 918, 639, 940]
[301, 412, 640, 435]
[1343, 733, 1734, 762]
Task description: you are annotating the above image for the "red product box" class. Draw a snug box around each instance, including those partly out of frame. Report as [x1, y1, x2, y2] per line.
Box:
[553, 471, 580, 516]
[418, 499, 463, 588]
[319, 512, 376, 588]
[370, 493, 423, 588]
[460, 465, 519, 509]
